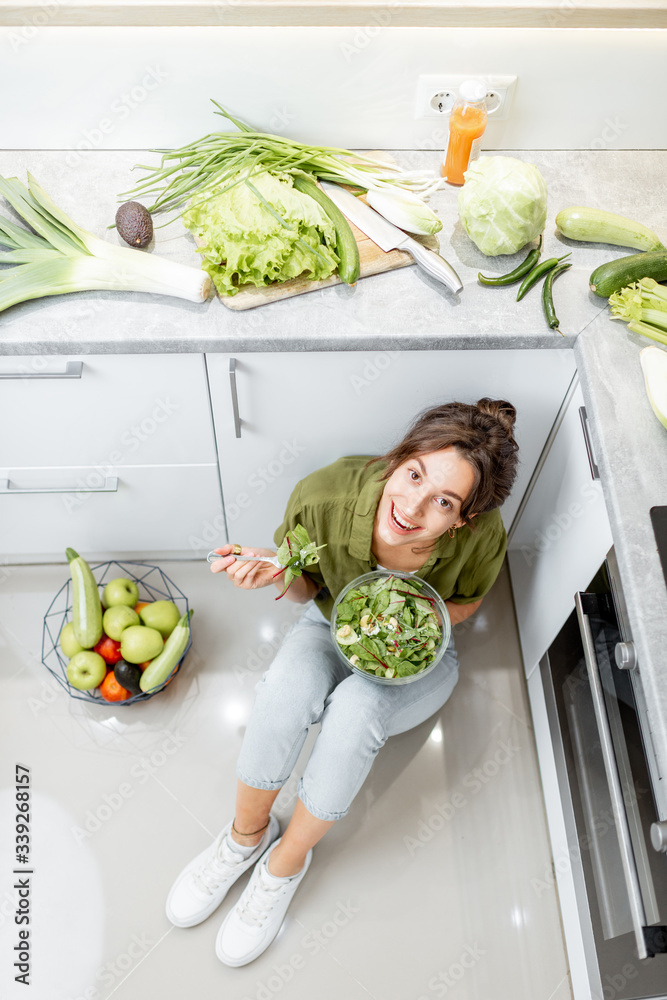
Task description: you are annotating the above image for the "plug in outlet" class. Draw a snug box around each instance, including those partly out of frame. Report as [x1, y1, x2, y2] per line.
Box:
[416, 75, 517, 122]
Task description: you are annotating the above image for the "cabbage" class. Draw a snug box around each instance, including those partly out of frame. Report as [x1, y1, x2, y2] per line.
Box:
[458, 156, 548, 256]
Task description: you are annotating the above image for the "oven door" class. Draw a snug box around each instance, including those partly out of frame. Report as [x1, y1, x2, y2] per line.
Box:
[542, 563, 667, 999]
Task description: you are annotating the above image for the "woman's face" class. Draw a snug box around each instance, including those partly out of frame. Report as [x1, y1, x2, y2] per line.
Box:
[374, 447, 476, 549]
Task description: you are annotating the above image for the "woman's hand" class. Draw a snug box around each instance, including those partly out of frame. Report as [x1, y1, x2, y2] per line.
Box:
[209, 544, 280, 591]
[210, 543, 321, 603]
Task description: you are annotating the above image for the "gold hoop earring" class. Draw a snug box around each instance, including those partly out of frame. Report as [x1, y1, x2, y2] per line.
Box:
[448, 526, 457, 539]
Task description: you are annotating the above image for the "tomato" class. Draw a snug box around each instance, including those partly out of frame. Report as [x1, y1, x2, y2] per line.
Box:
[100, 671, 131, 702]
[93, 634, 123, 665]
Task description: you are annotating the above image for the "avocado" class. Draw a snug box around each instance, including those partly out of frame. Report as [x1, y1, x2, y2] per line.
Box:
[115, 201, 153, 248]
[114, 660, 143, 696]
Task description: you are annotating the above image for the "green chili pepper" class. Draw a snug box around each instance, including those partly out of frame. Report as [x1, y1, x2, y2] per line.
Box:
[516, 252, 572, 301]
[542, 262, 572, 336]
[478, 235, 543, 287]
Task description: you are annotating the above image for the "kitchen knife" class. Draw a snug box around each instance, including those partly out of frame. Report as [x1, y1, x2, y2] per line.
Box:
[320, 181, 463, 294]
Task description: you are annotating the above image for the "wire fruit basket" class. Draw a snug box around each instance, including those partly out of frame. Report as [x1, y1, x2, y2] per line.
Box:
[42, 560, 191, 705]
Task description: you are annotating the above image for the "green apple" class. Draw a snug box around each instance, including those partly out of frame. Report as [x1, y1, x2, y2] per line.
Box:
[138, 600, 180, 639]
[60, 622, 85, 658]
[102, 577, 140, 609]
[103, 605, 140, 641]
[67, 650, 107, 691]
[120, 625, 164, 664]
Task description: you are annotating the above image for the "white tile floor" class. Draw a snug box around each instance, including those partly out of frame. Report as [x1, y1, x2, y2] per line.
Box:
[0, 560, 572, 1000]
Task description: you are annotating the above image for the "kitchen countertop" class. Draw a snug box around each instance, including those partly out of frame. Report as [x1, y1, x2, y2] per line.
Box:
[1, 149, 664, 355]
[1, 146, 666, 771]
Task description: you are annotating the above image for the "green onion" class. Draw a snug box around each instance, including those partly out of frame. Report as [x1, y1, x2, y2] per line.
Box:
[0, 173, 211, 314]
[120, 101, 443, 217]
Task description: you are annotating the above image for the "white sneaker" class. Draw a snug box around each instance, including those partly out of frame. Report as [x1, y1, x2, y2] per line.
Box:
[215, 838, 312, 966]
[166, 816, 280, 928]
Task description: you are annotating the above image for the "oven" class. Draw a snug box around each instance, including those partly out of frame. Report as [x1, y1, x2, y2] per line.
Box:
[540, 548, 667, 1000]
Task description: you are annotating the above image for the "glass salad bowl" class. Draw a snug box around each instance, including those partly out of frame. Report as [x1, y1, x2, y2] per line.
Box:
[331, 571, 451, 686]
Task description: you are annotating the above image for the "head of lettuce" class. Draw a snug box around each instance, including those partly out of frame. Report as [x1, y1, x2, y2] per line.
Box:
[458, 156, 548, 256]
[183, 171, 340, 295]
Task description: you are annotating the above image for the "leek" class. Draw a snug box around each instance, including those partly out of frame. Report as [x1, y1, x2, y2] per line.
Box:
[120, 101, 443, 216]
[0, 173, 210, 314]
[609, 278, 667, 346]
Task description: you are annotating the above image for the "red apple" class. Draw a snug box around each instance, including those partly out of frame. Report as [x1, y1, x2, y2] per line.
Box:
[93, 634, 123, 665]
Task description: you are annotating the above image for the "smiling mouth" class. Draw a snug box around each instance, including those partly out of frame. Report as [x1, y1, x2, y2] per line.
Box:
[390, 502, 421, 532]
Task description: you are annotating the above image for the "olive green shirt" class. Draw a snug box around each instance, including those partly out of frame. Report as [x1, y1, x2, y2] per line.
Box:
[274, 456, 507, 622]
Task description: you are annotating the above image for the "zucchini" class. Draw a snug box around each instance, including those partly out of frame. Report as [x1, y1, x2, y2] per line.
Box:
[66, 547, 103, 648]
[556, 207, 665, 252]
[291, 175, 360, 284]
[590, 251, 667, 298]
[140, 609, 193, 693]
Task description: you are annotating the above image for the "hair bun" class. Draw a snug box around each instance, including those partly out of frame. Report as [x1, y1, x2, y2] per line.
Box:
[476, 398, 517, 438]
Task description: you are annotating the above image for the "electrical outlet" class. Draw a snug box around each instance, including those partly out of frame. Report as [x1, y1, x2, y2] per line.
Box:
[415, 75, 518, 121]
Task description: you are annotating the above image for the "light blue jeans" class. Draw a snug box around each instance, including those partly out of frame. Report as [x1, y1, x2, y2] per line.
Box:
[236, 602, 460, 821]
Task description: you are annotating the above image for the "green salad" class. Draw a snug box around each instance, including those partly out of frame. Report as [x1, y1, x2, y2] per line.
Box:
[334, 575, 443, 679]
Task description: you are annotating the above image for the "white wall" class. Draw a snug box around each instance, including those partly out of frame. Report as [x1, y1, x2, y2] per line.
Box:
[1, 26, 666, 150]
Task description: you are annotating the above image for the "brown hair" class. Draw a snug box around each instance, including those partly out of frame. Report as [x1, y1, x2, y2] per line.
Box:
[369, 398, 519, 527]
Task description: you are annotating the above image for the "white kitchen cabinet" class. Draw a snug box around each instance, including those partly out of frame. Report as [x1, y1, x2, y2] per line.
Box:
[205, 349, 576, 552]
[0, 354, 215, 467]
[0, 353, 222, 559]
[507, 380, 612, 678]
[0, 465, 222, 559]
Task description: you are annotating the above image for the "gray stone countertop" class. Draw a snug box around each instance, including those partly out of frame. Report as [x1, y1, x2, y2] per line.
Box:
[575, 319, 667, 782]
[1, 146, 666, 768]
[2, 148, 665, 355]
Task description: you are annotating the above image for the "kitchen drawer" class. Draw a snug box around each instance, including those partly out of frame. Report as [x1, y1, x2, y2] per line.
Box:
[0, 464, 221, 558]
[0, 354, 216, 468]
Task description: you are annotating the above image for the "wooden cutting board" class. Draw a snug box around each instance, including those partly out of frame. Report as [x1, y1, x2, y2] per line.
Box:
[193, 193, 439, 311]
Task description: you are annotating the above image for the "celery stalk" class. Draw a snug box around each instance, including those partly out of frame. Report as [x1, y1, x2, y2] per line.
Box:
[627, 321, 667, 347]
[609, 278, 667, 343]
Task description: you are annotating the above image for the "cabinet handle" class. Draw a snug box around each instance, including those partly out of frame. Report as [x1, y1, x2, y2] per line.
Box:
[575, 591, 649, 960]
[0, 361, 83, 379]
[578, 406, 600, 481]
[0, 476, 119, 495]
[229, 358, 242, 439]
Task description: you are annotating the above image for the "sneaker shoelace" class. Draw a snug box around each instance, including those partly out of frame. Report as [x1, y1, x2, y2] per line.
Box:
[192, 834, 256, 895]
[238, 865, 290, 928]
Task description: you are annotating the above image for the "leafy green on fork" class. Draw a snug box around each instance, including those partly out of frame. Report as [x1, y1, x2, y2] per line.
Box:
[273, 524, 326, 600]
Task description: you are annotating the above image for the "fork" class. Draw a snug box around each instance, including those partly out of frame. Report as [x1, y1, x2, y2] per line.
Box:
[206, 550, 283, 568]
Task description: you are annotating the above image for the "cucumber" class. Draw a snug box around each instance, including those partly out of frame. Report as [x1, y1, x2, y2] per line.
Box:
[590, 251, 667, 298]
[140, 609, 193, 693]
[556, 207, 665, 252]
[291, 175, 361, 284]
[66, 547, 103, 648]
